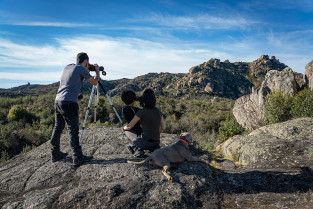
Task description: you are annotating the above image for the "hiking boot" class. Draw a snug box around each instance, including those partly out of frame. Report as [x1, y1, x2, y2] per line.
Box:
[73, 155, 93, 167]
[133, 149, 145, 158]
[51, 151, 68, 162]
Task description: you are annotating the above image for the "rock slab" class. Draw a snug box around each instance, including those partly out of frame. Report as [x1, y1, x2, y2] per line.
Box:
[1, 121, 313, 208]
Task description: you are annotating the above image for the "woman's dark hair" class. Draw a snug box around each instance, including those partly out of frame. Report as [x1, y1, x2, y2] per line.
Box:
[140, 88, 156, 109]
[121, 89, 137, 105]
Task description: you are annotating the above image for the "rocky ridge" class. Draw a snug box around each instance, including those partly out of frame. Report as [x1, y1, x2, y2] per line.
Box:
[106, 55, 289, 99]
[1, 55, 292, 100]
[1, 118, 313, 208]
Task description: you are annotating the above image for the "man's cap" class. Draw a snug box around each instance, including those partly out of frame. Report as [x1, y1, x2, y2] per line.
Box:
[76, 52, 89, 64]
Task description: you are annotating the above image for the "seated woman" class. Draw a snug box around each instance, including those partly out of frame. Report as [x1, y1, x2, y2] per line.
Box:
[123, 88, 165, 157]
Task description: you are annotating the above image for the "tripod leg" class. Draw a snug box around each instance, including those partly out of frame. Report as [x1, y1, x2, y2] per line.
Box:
[105, 94, 124, 125]
[97, 81, 124, 126]
[79, 85, 95, 144]
[93, 85, 98, 123]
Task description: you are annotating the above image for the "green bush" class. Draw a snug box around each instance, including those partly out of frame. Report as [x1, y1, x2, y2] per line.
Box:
[193, 130, 217, 151]
[290, 88, 313, 118]
[0, 121, 24, 151]
[7, 105, 34, 122]
[217, 115, 244, 143]
[263, 91, 292, 125]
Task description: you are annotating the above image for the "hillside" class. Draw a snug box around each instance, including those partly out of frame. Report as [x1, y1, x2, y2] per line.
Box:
[0, 55, 290, 99]
[1, 118, 313, 208]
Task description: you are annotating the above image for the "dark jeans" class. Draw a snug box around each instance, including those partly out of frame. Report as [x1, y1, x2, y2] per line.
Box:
[124, 131, 160, 151]
[50, 101, 82, 159]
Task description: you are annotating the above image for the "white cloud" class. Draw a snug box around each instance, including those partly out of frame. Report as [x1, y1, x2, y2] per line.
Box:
[0, 35, 227, 84]
[8, 21, 97, 27]
[0, 72, 61, 82]
[0, 32, 311, 89]
[0, 10, 97, 28]
[127, 13, 255, 30]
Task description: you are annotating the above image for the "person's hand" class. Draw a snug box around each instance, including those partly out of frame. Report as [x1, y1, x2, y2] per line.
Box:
[93, 63, 100, 82]
[123, 125, 129, 131]
[94, 63, 100, 72]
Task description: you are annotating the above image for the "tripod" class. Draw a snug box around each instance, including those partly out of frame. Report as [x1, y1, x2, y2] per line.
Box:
[79, 81, 124, 144]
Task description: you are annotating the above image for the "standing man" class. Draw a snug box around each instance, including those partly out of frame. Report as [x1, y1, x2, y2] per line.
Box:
[50, 52, 99, 167]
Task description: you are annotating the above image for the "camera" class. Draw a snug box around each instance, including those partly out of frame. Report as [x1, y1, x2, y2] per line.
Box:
[88, 64, 106, 76]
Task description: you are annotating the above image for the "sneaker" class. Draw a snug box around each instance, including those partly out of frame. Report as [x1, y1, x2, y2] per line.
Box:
[133, 149, 145, 158]
[51, 151, 68, 162]
[73, 155, 93, 167]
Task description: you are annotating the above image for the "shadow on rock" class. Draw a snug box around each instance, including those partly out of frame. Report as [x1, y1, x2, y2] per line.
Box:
[215, 166, 313, 194]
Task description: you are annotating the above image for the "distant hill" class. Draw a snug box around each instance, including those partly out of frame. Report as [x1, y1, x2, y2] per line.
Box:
[0, 55, 292, 99]
[0, 82, 59, 97]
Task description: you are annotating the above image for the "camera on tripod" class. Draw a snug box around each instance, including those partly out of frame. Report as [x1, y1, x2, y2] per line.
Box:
[88, 64, 106, 76]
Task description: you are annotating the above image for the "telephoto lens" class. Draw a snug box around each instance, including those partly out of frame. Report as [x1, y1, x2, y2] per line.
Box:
[88, 64, 106, 76]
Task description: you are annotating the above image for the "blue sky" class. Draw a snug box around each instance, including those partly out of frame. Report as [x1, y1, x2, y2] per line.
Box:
[0, 0, 313, 89]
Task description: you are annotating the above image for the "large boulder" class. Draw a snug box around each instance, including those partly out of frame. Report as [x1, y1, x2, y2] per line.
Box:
[262, 67, 300, 96]
[305, 60, 313, 89]
[233, 67, 300, 130]
[218, 117, 313, 168]
[216, 119, 313, 208]
[232, 86, 269, 130]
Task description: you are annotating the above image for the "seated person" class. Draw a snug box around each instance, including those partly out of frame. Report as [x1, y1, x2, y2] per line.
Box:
[123, 88, 165, 157]
[121, 89, 142, 135]
[121, 89, 142, 154]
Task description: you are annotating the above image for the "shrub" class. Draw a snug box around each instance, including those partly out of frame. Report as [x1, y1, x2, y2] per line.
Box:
[22, 145, 35, 154]
[217, 115, 244, 143]
[0, 121, 24, 151]
[263, 91, 292, 125]
[0, 151, 10, 163]
[290, 88, 313, 118]
[194, 130, 217, 151]
[7, 105, 32, 122]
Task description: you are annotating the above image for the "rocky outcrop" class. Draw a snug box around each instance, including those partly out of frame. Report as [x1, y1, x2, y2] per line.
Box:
[1, 121, 313, 209]
[262, 67, 300, 96]
[218, 117, 313, 167]
[176, 59, 253, 99]
[233, 67, 301, 130]
[217, 117, 313, 208]
[248, 55, 287, 88]
[249, 55, 287, 78]
[0, 127, 215, 209]
[305, 60, 313, 89]
[232, 86, 269, 130]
